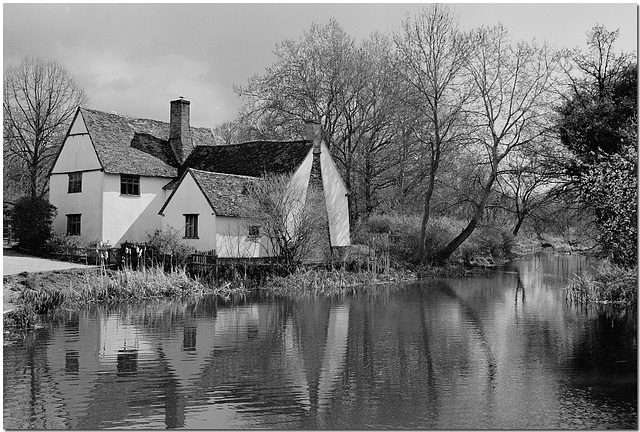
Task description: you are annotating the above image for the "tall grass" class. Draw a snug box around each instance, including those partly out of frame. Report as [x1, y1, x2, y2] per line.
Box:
[566, 262, 637, 305]
[354, 213, 515, 265]
[261, 268, 411, 297]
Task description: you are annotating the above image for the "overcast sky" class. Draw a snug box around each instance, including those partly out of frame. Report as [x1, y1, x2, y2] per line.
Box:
[3, 3, 637, 129]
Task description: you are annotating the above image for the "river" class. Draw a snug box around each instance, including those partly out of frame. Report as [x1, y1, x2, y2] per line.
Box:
[3, 253, 637, 429]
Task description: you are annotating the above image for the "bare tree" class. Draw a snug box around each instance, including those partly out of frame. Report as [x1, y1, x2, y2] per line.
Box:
[393, 5, 472, 262]
[4, 57, 88, 198]
[436, 25, 561, 263]
[247, 173, 326, 268]
[236, 21, 405, 226]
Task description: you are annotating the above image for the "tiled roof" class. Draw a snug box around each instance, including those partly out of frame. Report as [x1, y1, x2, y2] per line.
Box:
[173, 169, 261, 218]
[80, 108, 216, 177]
[183, 140, 313, 178]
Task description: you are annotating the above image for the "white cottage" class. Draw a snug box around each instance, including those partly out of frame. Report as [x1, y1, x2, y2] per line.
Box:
[49, 98, 351, 257]
[49, 98, 214, 245]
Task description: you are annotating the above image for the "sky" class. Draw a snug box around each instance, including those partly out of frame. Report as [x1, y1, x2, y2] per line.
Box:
[3, 2, 638, 129]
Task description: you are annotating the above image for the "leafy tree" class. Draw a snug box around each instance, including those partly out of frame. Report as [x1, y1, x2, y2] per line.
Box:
[4, 57, 88, 198]
[557, 25, 637, 267]
[558, 26, 636, 166]
[578, 138, 637, 267]
[11, 196, 57, 250]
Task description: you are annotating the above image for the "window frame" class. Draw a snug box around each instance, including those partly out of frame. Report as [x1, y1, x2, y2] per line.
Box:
[184, 214, 199, 239]
[66, 214, 81, 236]
[120, 174, 140, 196]
[68, 172, 82, 193]
[248, 225, 260, 240]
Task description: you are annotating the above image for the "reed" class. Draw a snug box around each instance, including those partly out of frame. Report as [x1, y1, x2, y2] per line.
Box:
[18, 287, 66, 314]
[566, 262, 637, 306]
[261, 268, 413, 297]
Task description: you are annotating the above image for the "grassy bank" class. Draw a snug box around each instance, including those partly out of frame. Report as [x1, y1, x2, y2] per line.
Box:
[3, 266, 249, 330]
[566, 262, 637, 306]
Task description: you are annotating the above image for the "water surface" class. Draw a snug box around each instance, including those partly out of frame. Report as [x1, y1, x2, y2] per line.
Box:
[3, 253, 637, 429]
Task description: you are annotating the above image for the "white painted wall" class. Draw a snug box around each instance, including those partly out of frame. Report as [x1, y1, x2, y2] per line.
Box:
[320, 142, 351, 247]
[50, 170, 104, 243]
[160, 172, 217, 252]
[50, 115, 101, 174]
[102, 173, 169, 245]
[216, 216, 269, 258]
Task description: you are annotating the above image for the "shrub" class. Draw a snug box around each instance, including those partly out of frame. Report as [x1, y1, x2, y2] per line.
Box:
[145, 228, 194, 268]
[11, 196, 57, 251]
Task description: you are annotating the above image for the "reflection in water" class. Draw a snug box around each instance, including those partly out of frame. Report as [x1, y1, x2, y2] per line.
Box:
[3, 253, 637, 429]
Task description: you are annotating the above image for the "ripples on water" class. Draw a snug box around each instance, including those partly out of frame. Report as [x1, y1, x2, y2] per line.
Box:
[3, 253, 637, 429]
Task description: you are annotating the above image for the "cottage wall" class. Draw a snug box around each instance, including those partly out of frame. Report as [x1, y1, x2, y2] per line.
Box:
[216, 216, 268, 258]
[49, 113, 105, 243]
[160, 173, 217, 252]
[49, 170, 104, 244]
[102, 174, 169, 245]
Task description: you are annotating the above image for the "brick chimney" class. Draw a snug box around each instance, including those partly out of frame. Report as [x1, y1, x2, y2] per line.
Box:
[304, 120, 322, 154]
[169, 97, 192, 164]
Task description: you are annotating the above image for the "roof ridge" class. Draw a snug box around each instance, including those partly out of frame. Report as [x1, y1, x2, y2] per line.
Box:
[188, 167, 260, 180]
[80, 106, 212, 131]
[212, 139, 310, 147]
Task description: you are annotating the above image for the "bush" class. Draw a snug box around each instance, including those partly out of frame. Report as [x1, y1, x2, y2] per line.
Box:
[11, 196, 57, 251]
[145, 228, 194, 268]
[355, 214, 516, 266]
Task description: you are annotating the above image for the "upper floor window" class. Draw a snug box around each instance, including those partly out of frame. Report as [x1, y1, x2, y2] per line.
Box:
[184, 214, 199, 239]
[66, 214, 81, 236]
[68, 172, 82, 193]
[120, 174, 140, 196]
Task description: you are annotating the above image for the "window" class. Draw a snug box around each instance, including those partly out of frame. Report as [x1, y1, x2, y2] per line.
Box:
[68, 172, 82, 193]
[248, 225, 260, 238]
[120, 174, 140, 196]
[184, 214, 198, 238]
[66, 214, 81, 236]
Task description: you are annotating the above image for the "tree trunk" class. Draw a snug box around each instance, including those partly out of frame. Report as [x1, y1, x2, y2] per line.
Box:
[512, 214, 526, 237]
[435, 169, 497, 264]
[415, 176, 436, 263]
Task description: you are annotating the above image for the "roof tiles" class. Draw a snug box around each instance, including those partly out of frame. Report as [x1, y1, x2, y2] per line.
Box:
[183, 140, 313, 178]
[80, 108, 215, 177]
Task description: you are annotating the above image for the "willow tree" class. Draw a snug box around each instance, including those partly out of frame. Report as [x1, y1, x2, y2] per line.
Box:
[4, 56, 88, 198]
[436, 25, 561, 263]
[393, 5, 472, 263]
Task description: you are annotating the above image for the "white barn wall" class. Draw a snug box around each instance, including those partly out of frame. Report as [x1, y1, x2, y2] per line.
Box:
[102, 174, 169, 245]
[320, 142, 351, 247]
[160, 173, 217, 252]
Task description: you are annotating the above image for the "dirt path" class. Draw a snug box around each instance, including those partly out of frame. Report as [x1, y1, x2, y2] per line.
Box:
[3, 248, 97, 313]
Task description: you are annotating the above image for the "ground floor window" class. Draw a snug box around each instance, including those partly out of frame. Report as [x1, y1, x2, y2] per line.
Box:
[184, 214, 198, 238]
[67, 214, 81, 236]
[248, 225, 260, 240]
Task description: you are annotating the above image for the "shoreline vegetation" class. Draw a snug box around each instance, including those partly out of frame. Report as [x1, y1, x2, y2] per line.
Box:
[3, 231, 635, 333]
